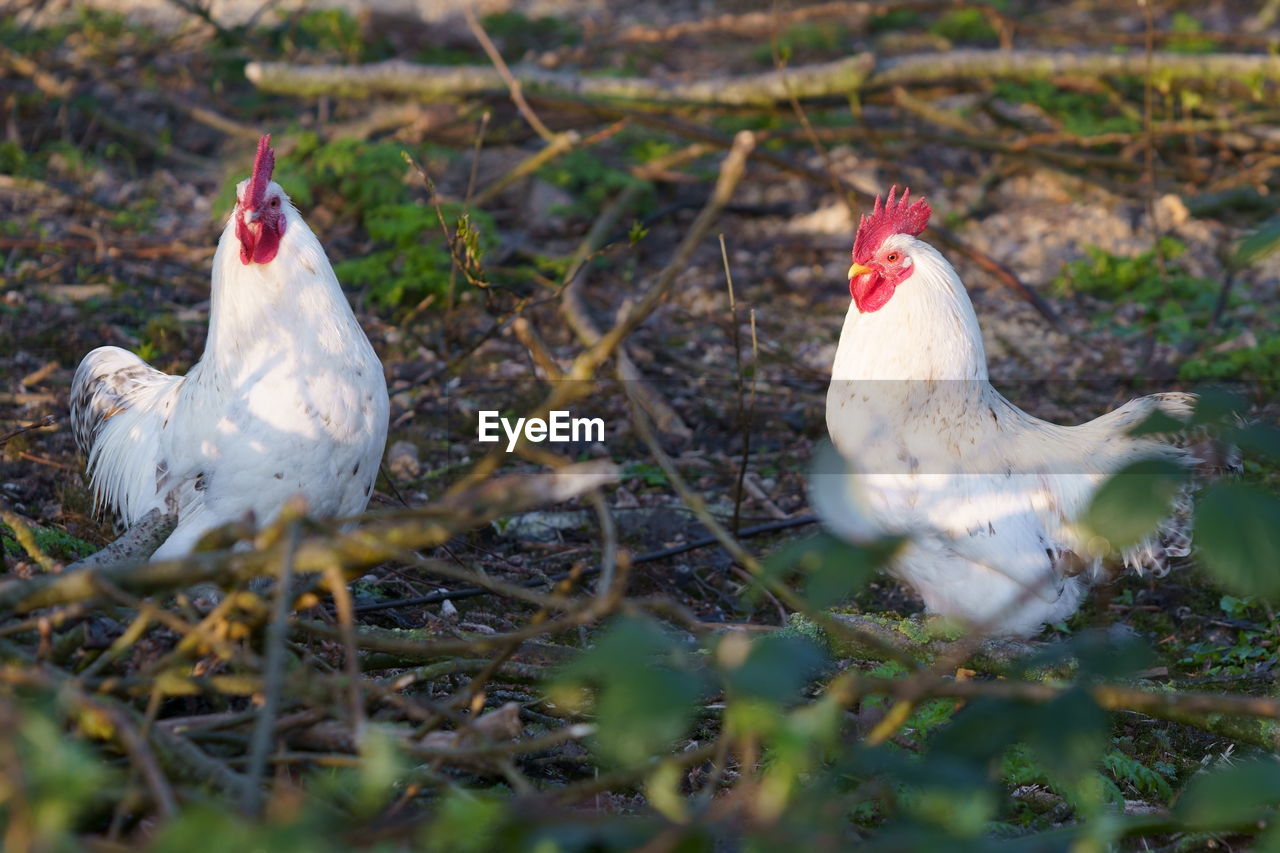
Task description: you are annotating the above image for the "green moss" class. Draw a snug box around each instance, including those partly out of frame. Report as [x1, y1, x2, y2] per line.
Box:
[779, 612, 831, 653]
[2, 524, 98, 562]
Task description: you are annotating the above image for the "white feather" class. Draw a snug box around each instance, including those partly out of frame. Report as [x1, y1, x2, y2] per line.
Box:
[72, 180, 389, 561]
[823, 234, 1190, 636]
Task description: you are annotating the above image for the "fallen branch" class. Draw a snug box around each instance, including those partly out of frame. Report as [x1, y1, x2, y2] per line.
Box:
[0, 461, 617, 613]
[246, 55, 875, 107]
[831, 670, 1280, 750]
[246, 50, 1280, 108]
[65, 509, 178, 573]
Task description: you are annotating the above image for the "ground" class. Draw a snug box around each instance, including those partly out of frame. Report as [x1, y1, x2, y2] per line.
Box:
[1, 1, 1279, 849]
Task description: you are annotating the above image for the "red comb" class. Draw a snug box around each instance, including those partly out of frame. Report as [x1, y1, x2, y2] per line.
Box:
[244, 134, 275, 209]
[851, 185, 931, 263]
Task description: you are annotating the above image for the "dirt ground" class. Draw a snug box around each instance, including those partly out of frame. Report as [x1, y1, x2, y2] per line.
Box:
[1, 1, 1279, 843]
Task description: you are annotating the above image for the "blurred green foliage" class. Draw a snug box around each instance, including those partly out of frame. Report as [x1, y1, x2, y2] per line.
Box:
[995, 79, 1142, 137]
[5, 409, 1280, 848]
[755, 22, 849, 64]
[482, 11, 582, 59]
[869, 8, 925, 33]
[930, 8, 999, 44]
[1166, 12, 1217, 55]
[537, 148, 653, 218]
[0, 699, 117, 849]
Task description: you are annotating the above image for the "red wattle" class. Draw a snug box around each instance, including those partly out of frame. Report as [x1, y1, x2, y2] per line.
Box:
[236, 218, 282, 265]
[850, 273, 895, 313]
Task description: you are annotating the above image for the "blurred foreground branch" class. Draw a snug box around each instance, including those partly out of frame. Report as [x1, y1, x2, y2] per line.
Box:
[0, 461, 617, 613]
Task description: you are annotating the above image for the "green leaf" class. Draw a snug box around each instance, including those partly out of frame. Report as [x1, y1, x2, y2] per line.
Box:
[1027, 689, 1109, 790]
[1190, 386, 1249, 427]
[1235, 215, 1280, 267]
[1020, 630, 1154, 682]
[1082, 457, 1189, 551]
[721, 634, 827, 703]
[1232, 424, 1280, 464]
[763, 531, 892, 609]
[555, 616, 705, 767]
[929, 696, 1029, 762]
[1175, 760, 1280, 829]
[421, 789, 508, 853]
[1128, 407, 1187, 437]
[1195, 481, 1280, 599]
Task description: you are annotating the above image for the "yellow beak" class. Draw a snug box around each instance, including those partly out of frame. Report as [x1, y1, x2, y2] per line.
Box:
[848, 262, 873, 279]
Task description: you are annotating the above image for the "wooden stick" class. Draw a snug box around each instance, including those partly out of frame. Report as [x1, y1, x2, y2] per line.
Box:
[246, 50, 1280, 108]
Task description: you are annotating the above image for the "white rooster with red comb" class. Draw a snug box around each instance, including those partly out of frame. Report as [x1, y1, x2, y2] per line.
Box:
[72, 135, 389, 561]
[815, 186, 1195, 637]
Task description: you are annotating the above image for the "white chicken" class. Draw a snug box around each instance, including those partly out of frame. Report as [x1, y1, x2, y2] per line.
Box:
[816, 187, 1192, 637]
[72, 135, 389, 561]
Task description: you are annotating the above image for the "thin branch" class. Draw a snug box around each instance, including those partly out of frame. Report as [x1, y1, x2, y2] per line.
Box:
[352, 515, 818, 613]
[462, 6, 556, 140]
[242, 520, 299, 817]
[0, 415, 55, 448]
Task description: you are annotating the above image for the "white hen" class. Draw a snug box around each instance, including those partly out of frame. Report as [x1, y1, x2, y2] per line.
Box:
[816, 187, 1192, 637]
[72, 135, 389, 560]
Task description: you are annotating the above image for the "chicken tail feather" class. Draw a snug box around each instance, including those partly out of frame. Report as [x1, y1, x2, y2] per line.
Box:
[71, 346, 181, 524]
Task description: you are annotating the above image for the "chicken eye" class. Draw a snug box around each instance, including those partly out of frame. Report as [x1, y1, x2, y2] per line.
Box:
[269, 197, 280, 208]
[886, 252, 900, 263]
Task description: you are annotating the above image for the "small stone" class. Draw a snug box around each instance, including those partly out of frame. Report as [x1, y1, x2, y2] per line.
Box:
[525, 179, 575, 234]
[440, 599, 458, 619]
[387, 440, 421, 480]
[1153, 193, 1190, 231]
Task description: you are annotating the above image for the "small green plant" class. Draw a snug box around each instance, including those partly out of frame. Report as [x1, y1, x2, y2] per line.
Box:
[754, 22, 848, 64]
[1176, 594, 1278, 677]
[537, 148, 652, 217]
[1102, 748, 1175, 799]
[870, 8, 925, 33]
[262, 8, 389, 62]
[994, 79, 1141, 137]
[0, 141, 30, 176]
[622, 461, 668, 487]
[930, 8, 999, 43]
[1182, 334, 1280, 382]
[481, 11, 581, 59]
[1166, 12, 1216, 55]
[1052, 237, 1219, 342]
[335, 201, 496, 308]
[1054, 238, 1277, 381]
